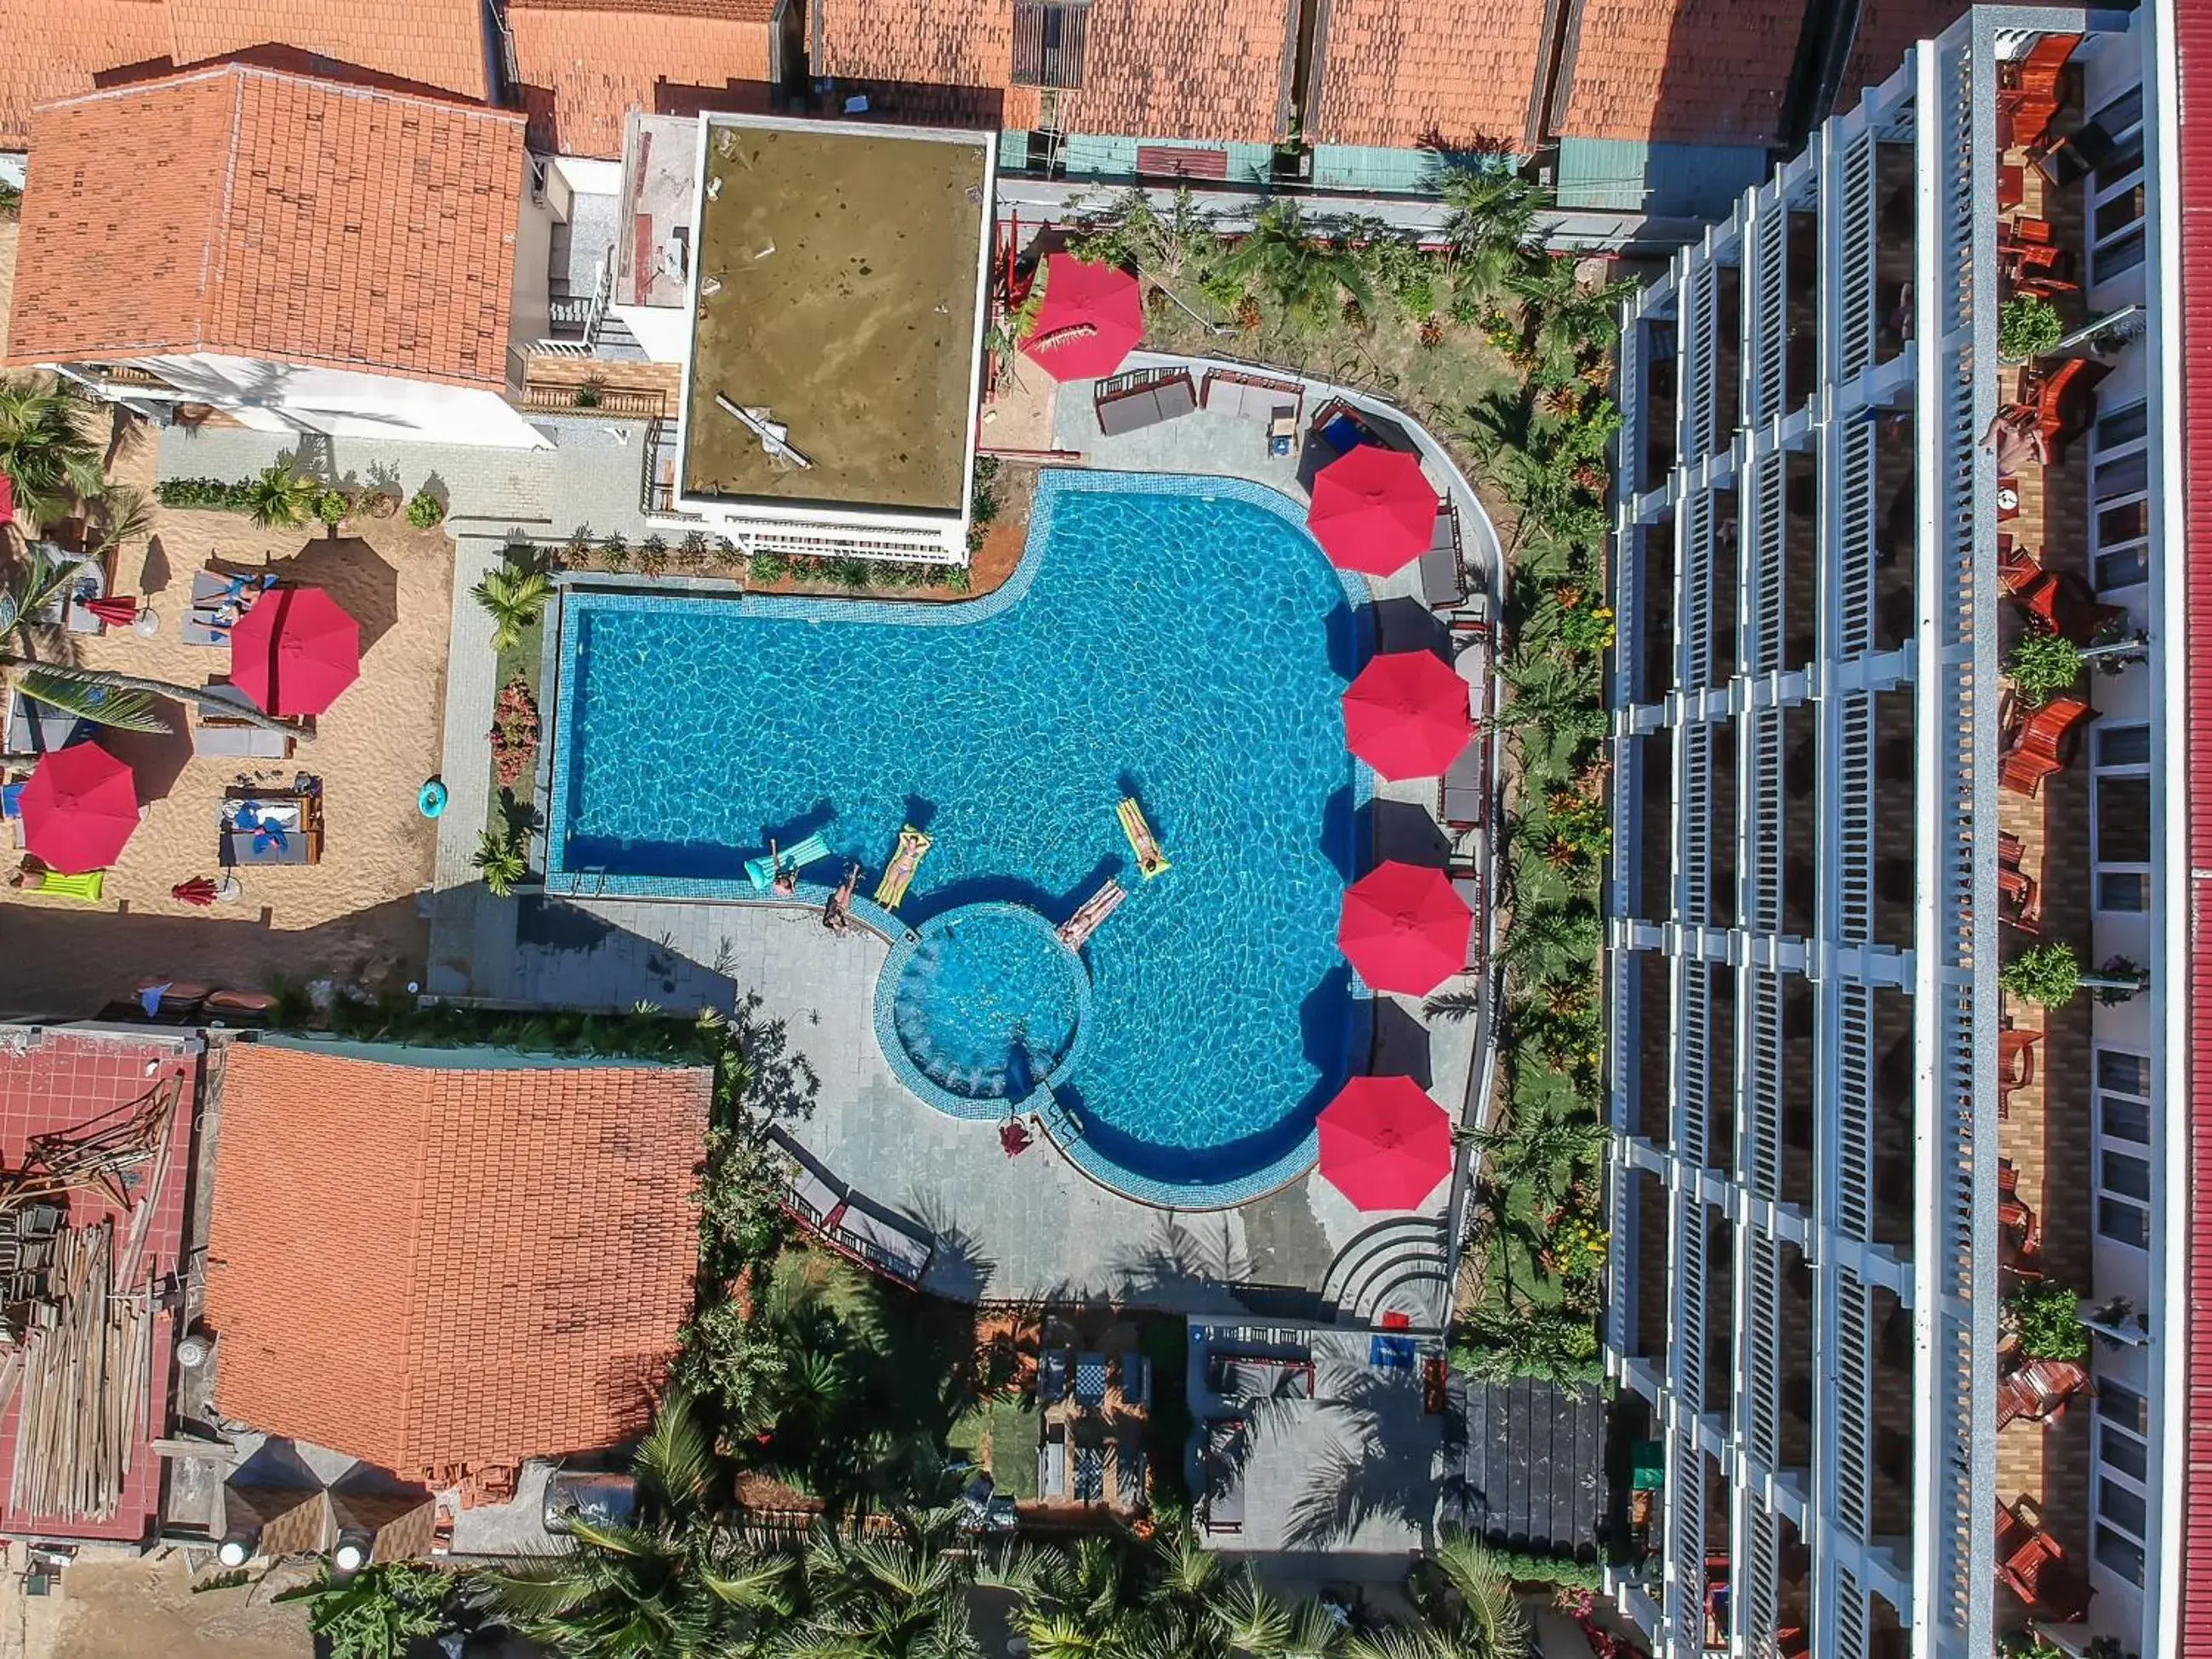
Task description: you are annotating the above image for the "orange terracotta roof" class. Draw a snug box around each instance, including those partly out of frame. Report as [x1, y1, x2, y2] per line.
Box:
[203, 1043, 710, 1478]
[0, 0, 170, 147]
[509, 0, 777, 160]
[1556, 0, 1807, 146]
[1053, 0, 1296, 145]
[1838, 0, 1970, 112]
[815, 0, 1291, 143]
[166, 0, 492, 102]
[7, 65, 523, 389]
[816, 0, 1009, 96]
[1308, 0, 1551, 152]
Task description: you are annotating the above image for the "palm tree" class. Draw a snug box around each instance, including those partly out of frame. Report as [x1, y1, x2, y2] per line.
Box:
[1221, 202, 1374, 336]
[1506, 259, 1637, 382]
[1437, 168, 1544, 305]
[780, 1506, 979, 1658]
[1498, 901, 1601, 987]
[1464, 1111, 1605, 1213]
[0, 380, 105, 527]
[274, 1561, 456, 1659]
[242, 464, 319, 529]
[481, 1389, 792, 1659]
[473, 827, 527, 897]
[475, 562, 552, 653]
[0, 544, 299, 744]
[1348, 1532, 1529, 1659]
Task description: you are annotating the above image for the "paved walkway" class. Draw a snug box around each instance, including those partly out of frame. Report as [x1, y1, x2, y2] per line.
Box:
[450, 893, 1429, 1310]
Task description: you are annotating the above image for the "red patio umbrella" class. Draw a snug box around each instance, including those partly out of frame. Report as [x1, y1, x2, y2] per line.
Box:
[1336, 860, 1475, 996]
[1307, 447, 1440, 576]
[18, 743, 139, 873]
[228, 584, 360, 716]
[1342, 651, 1474, 781]
[1020, 254, 1143, 382]
[1319, 1075, 1451, 1211]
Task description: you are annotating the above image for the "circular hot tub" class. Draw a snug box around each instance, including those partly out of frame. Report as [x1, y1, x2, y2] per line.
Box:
[881, 903, 1090, 1111]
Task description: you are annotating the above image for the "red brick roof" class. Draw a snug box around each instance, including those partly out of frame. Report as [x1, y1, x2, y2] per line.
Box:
[1836, 0, 1970, 114]
[0, 0, 170, 146]
[203, 1043, 709, 1478]
[813, 0, 1292, 144]
[1556, 0, 1806, 146]
[166, 0, 492, 102]
[510, 0, 778, 160]
[6, 65, 524, 389]
[1308, 0, 1552, 152]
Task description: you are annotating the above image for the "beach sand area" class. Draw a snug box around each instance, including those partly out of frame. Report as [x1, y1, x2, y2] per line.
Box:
[0, 427, 451, 1016]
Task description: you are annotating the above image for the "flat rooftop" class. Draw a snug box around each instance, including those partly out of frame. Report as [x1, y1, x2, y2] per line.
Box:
[681, 117, 989, 516]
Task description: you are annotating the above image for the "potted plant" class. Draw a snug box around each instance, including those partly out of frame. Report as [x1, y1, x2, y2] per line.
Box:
[405, 488, 446, 529]
[2000, 1280, 2089, 1360]
[2004, 624, 2082, 707]
[2000, 294, 2064, 362]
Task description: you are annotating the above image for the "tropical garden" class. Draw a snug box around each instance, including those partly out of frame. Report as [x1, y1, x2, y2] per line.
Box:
[257, 992, 1548, 1659]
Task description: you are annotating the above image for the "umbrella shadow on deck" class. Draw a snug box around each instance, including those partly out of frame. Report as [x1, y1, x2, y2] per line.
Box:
[256, 536, 401, 657]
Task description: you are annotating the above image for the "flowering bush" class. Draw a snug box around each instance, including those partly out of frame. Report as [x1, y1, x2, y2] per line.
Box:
[490, 676, 540, 790]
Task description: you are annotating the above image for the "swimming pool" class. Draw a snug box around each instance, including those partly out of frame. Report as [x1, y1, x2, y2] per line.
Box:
[547, 472, 1366, 1204]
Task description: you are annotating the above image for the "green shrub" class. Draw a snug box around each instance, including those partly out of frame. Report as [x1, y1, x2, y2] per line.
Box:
[315, 487, 349, 528]
[2001, 940, 2078, 1006]
[1999, 294, 2064, 362]
[2004, 1280, 2088, 1360]
[156, 476, 259, 512]
[404, 489, 445, 528]
[2005, 626, 2081, 707]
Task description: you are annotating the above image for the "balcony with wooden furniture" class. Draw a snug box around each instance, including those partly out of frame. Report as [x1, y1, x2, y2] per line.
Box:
[1996, 1496, 2090, 1622]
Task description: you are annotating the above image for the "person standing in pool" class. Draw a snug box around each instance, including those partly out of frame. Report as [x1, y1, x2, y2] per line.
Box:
[823, 862, 860, 932]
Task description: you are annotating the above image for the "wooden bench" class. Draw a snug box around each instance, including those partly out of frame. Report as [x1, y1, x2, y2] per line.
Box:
[1999, 693, 2092, 796]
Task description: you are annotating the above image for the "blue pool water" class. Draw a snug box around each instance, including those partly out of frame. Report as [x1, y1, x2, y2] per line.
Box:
[550, 475, 1364, 1200]
[891, 904, 1088, 1101]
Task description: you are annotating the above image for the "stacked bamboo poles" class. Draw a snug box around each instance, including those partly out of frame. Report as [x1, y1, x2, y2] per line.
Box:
[1, 1082, 175, 1524]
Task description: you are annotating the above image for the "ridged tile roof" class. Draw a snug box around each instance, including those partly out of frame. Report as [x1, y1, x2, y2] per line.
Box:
[1556, 0, 1806, 146]
[166, 0, 492, 101]
[0, 0, 170, 146]
[510, 0, 778, 159]
[203, 1043, 709, 1478]
[1308, 0, 1552, 152]
[7, 65, 524, 388]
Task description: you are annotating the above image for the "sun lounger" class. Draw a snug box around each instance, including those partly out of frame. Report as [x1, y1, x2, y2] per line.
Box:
[833, 1197, 933, 1285]
[1075, 1352, 1108, 1406]
[27, 869, 104, 904]
[745, 830, 833, 893]
[185, 570, 276, 647]
[1441, 740, 1488, 832]
[1094, 369, 1198, 437]
[873, 824, 932, 909]
[1074, 1445, 1106, 1502]
[4, 691, 83, 756]
[1038, 1429, 1068, 1500]
[192, 683, 293, 759]
[1200, 1421, 1247, 1534]
[1113, 1440, 1147, 1507]
[1040, 1348, 1071, 1405]
[1419, 509, 1464, 611]
[219, 784, 324, 868]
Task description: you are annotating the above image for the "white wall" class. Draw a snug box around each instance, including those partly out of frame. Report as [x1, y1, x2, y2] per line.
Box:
[512, 157, 557, 353]
[143, 353, 550, 448]
[611, 303, 693, 365]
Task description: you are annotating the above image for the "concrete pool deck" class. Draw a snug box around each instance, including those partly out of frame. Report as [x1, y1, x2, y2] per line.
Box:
[450, 891, 1460, 1316]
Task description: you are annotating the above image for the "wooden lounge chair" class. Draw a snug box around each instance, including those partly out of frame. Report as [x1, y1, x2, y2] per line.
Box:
[1995, 1495, 2089, 1619]
[1997, 831, 2041, 932]
[1998, 1160, 2044, 1257]
[219, 782, 325, 868]
[1998, 1027, 2041, 1119]
[1996, 1357, 2090, 1431]
[1999, 694, 2092, 796]
[192, 681, 294, 760]
[1996, 34, 2079, 156]
[2015, 567, 2126, 644]
[2027, 356, 2108, 462]
[1094, 368, 1197, 436]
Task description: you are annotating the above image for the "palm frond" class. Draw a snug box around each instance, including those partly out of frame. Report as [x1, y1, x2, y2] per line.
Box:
[633, 1386, 715, 1514]
[14, 667, 172, 733]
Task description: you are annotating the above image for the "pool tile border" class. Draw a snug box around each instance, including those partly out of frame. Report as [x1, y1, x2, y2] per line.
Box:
[540, 468, 1377, 1209]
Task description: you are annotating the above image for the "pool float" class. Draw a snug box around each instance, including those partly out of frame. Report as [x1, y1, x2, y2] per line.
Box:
[418, 778, 448, 819]
[873, 824, 933, 909]
[1116, 797, 1171, 879]
[745, 830, 833, 893]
